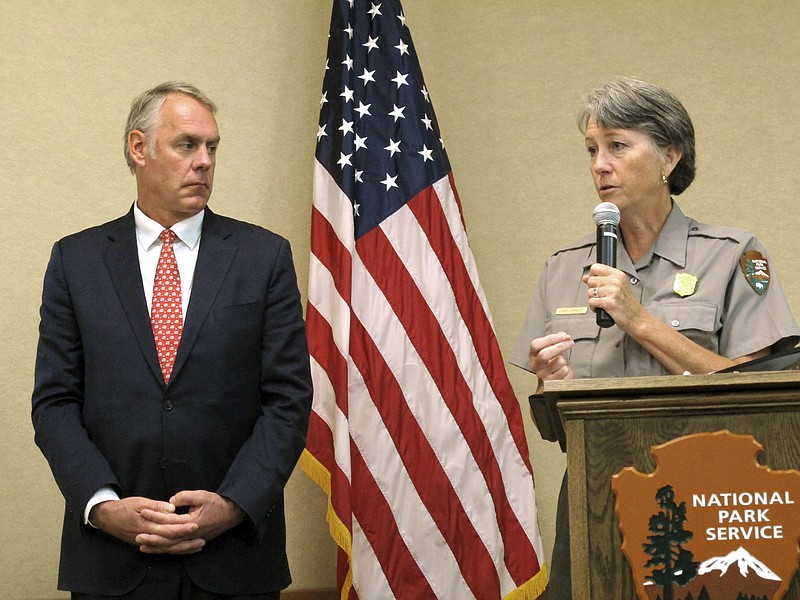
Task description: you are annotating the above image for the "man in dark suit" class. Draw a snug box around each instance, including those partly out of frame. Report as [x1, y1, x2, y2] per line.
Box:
[32, 82, 313, 599]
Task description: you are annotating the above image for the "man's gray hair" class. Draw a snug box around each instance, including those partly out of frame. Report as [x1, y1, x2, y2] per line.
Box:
[123, 82, 217, 173]
[577, 78, 696, 195]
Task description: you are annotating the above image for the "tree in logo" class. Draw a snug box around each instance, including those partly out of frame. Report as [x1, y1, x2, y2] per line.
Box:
[643, 485, 699, 600]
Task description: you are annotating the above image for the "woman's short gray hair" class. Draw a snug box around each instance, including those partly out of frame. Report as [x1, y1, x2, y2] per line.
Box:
[123, 82, 217, 174]
[577, 78, 696, 195]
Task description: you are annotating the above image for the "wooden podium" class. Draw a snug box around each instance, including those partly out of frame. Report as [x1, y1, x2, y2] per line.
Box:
[542, 370, 800, 598]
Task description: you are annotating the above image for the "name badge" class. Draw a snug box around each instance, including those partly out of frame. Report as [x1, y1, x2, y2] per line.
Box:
[555, 307, 588, 315]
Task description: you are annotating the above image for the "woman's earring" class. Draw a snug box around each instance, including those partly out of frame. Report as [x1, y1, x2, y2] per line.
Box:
[662, 174, 669, 185]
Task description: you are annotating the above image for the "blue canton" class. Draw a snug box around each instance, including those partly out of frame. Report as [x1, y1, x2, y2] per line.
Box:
[315, 0, 451, 239]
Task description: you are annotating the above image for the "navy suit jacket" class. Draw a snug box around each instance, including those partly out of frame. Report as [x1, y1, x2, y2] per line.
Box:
[32, 207, 313, 595]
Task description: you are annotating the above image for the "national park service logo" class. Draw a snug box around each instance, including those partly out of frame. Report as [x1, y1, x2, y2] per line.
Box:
[612, 431, 800, 600]
[740, 250, 770, 295]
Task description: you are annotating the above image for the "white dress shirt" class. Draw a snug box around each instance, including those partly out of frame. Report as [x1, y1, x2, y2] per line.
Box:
[83, 203, 205, 525]
[133, 203, 204, 318]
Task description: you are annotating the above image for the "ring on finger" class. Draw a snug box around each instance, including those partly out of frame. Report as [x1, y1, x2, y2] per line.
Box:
[593, 287, 600, 298]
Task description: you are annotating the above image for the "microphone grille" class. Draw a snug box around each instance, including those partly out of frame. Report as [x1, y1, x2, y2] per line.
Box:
[593, 202, 621, 226]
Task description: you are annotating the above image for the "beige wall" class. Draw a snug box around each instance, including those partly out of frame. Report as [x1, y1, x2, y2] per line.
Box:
[3, 1, 799, 598]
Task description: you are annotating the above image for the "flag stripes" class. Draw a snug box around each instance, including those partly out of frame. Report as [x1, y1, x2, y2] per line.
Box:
[302, 1, 546, 596]
[302, 159, 546, 597]
[348, 310, 502, 598]
[407, 178, 533, 468]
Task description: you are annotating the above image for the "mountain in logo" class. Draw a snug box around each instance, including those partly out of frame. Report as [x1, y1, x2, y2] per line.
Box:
[644, 546, 782, 600]
[698, 546, 780, 581]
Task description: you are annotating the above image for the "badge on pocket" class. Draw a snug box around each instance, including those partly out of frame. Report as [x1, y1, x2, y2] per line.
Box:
[673, 273, 698, 297]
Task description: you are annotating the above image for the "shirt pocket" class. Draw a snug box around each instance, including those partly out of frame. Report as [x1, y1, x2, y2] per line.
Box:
[646, 301, 720, 354]
[544, 313, 601, 378]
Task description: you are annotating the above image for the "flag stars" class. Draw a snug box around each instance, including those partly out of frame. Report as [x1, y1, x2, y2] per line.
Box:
[339, 119, 354, 136]
[388, 104, 406, 122]
[358, 68, 376, 86]
[363, 36, 379, 52]
[316, 5, 452, 214]
[381, 173, 399, 191]
[355, 101, 372, 118]
[338, 152, 353, 168]
[391, 71, 410, 88]
[384, 138, 401, 157]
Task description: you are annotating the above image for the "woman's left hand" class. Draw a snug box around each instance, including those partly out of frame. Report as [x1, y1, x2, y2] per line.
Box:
[583, 263, 645, 332]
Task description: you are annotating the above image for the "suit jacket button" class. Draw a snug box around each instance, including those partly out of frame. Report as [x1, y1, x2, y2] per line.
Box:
[164, 400, 174, 411]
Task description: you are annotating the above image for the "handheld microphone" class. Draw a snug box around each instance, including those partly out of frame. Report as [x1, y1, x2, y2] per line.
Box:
[592, 202, 620, 328]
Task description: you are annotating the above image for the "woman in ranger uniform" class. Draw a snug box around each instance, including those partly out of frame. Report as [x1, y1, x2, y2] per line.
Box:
[510, 77, 800, 600]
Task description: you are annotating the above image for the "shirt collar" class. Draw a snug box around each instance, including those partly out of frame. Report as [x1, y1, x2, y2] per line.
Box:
[133, 203, 205, 251]
[651, 201, 689, 268]
[578, 200, 690, 272]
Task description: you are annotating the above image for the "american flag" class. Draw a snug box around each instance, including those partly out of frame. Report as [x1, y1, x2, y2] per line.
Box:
[299, 1, 547, 597]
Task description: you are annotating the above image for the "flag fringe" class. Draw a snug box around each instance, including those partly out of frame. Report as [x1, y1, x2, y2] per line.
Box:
[298, 449, 356, 599]
[298, 449, 353, 555]
[504, 564, 549, 600]
[339, 560, 354, 600]
[299, 451, 548, 599]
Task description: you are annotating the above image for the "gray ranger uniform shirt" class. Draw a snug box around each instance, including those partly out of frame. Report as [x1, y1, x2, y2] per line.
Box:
[511, 201, 800, 600]
[511, 202, 800, 378]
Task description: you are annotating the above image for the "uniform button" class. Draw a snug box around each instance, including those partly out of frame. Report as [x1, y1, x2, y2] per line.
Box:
[671, 320, 680, 327]
[164, 400, 173, 411]
[630, 276, 639, 285]
[615, 341, 621, 348]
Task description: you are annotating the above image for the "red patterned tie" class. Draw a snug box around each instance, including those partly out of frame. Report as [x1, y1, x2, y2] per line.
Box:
[151, 229, 182, 383]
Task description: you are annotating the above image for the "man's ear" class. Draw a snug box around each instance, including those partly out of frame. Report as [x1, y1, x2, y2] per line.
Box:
[128, 130, 148, 168]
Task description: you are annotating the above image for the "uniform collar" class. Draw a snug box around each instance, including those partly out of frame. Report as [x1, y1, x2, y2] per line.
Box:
[651, 201, 690, 269]
[578, 201, 691, 272]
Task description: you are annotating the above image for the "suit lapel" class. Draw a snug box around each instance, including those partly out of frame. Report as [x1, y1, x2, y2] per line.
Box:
[103, 210, 164, 384]
[170, 209, 237, 382]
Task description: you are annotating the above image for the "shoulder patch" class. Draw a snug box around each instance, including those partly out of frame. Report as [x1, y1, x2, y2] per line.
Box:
[739, 250, 770, 295]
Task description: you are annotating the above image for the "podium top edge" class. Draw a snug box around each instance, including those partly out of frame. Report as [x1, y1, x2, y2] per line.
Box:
[542, 370, 800, 399]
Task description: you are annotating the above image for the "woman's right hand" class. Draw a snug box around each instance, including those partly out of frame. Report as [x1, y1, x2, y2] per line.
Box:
[528, 332, 576, 389]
